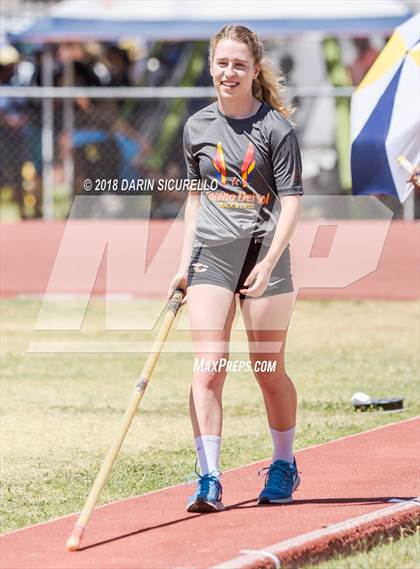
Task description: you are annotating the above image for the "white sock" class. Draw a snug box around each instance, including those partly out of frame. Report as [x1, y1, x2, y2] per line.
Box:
[194, 435, 221, 476]
[270, 426, 295, 464]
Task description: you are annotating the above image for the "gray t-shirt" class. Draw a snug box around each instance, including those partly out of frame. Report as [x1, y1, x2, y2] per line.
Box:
[183, 101, 303, 246]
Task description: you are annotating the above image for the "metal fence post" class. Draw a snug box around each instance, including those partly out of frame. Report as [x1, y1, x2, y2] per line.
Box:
[63, 60, 75, 197]
[41, 48, 54, 220]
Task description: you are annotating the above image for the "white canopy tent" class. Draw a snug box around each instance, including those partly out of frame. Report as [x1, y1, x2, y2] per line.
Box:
[9, 0, 412, 43]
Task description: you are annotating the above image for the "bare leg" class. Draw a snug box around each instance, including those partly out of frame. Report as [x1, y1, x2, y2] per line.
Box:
[187, 284, 236, 437]
[240, 292, 297, 431]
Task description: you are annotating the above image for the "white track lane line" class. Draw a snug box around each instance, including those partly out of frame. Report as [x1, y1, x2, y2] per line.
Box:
[213, 498, 420, 569]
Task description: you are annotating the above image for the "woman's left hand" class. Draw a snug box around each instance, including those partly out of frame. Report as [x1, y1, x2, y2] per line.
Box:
[240, 260, 273, 298]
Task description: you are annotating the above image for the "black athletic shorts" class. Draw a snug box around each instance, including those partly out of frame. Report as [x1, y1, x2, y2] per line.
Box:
[187, 238, 294, 299]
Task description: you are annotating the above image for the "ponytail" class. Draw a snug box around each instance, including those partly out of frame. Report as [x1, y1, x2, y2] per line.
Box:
[253, 57, 292, 118]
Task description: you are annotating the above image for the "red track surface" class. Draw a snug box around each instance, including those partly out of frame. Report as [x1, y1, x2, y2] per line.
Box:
[1, 220, 419, 299]
[1, 418, 419, 569]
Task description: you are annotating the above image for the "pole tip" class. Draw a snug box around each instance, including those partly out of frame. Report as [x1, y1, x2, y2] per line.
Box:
[65, 535, 80, 552]
[65, 525, 84, 552]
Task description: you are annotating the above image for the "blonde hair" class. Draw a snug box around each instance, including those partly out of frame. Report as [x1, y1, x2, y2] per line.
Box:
[209, 24, 291, 118]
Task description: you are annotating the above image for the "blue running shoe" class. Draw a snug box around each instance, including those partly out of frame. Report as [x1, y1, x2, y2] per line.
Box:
[186, 471, 224, 513]
[257, 458, 300, 504]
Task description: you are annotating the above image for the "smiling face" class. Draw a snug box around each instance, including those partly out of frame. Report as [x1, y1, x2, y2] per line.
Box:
[210, 38, 260, 101]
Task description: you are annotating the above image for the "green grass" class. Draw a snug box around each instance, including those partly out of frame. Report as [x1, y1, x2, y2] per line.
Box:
[309, 527, 419, 569]
[1, 298, 419, 565]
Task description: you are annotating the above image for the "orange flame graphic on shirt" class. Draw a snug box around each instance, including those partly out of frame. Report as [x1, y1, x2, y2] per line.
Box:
[213, 142, 227, 184]
[240, 143, 255, 187]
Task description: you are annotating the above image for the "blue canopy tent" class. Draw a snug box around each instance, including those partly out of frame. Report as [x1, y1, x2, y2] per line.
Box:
[8, 0, 413, 43]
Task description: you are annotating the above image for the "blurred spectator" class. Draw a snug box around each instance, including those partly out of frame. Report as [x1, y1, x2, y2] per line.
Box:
[350, 38, 379, 86]
[112, 118, 151, 181]
[145, 41, 185, 86]
[409, 166, 420, 191]
[56, 42, 151, 200]
[151, 161, 186, 218]
[409, 165, 420, 219]
[55, 44, 121, 194]
[29, 47, 62, 87]
[0, 45, 32, 218]
[104, 45, 132, 86]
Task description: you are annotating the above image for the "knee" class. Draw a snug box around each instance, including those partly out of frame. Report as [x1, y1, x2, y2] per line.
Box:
[254, 367, 290, 394]
[192, 354, 228, 390]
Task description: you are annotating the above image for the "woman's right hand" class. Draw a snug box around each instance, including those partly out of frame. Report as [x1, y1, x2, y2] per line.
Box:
[167, 271, 188, 303]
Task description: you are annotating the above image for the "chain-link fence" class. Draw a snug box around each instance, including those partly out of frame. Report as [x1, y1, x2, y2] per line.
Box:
[1, 88, 218, 219]
[4, 85, 396, 221]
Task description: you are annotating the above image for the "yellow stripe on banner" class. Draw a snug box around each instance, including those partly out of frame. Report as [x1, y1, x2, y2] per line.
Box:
[358, 31, 407, 91]
[409, 48, 420, 68]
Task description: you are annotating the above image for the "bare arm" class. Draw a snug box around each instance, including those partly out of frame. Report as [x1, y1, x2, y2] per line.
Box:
[264, 195, 301, 267]
[240, 195, 301, 297]
[179, 190, 201, 271]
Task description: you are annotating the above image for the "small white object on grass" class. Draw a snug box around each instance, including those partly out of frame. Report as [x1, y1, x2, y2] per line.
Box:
[351, 392, 372, 406]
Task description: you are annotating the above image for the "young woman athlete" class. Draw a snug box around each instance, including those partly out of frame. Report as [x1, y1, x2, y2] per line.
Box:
[168, 25, 303, 512]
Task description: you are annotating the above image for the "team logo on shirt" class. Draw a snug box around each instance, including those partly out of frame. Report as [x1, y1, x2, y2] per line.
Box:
[240, 143, 255, 187]
[213, 142, 255, 188]
[213, 143, 227, 184]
